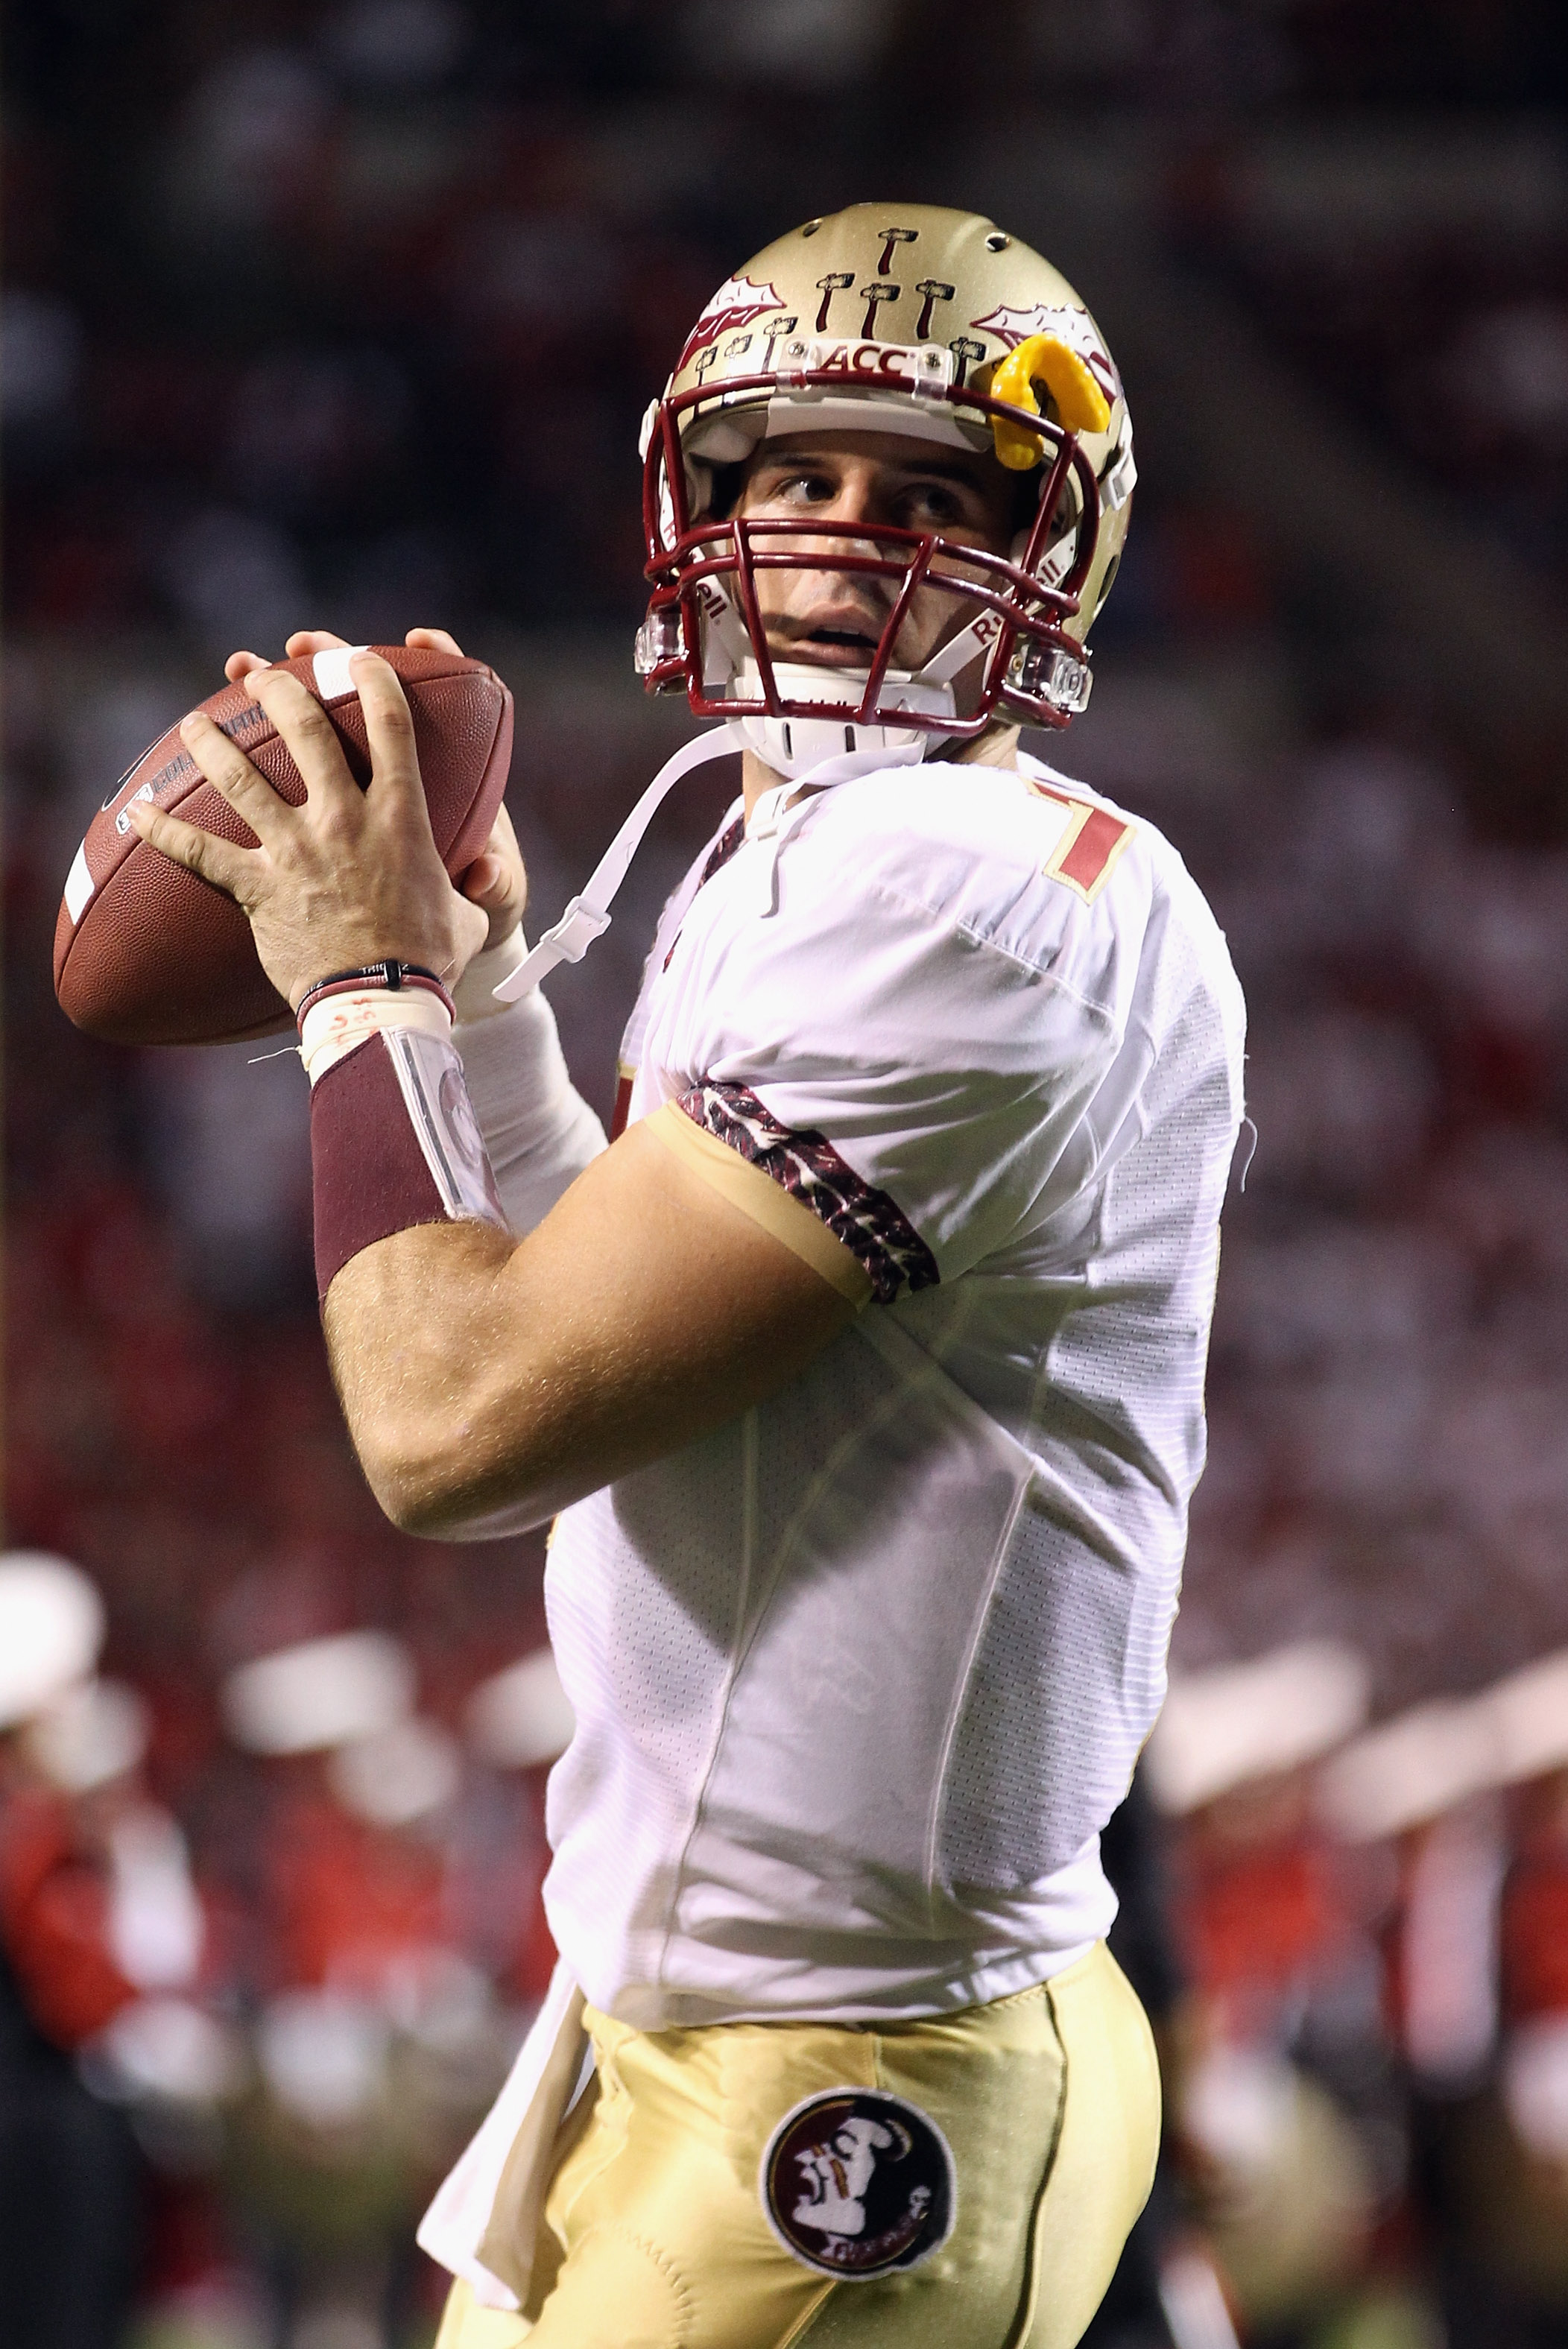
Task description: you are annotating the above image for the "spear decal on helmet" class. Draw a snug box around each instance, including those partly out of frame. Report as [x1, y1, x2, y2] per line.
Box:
[946, 335, 986, 388]
[914, 280, 955, 339]
[815, 274, 854, 332]
[860, 282, 900, 336]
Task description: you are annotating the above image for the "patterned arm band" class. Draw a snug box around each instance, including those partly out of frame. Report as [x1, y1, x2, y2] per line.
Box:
[678, 1081, 939, 1306]
[311, 1028, 508, 1300]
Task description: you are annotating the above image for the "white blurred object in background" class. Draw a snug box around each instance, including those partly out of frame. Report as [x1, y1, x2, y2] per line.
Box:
[95, 1996, 246, 2110]
[1316, 1697, 1502, 1844]
[256, 1988, 391, 2130]
[464, 1648, 575, 1771]
[1503, 2016, 1568, 2160]
[105, 1808, 206, 1994]
[1145, 1640, 1370, 1815]
[1183, 2041, 1299, 2172]
[1488, 1645, 1568, 1785]
[222, 1630, 415, 1756]
[1320, 1697, 1507, 2088]
[0, 1552, 105, 1728]
[23, 1677, 149, 1792]
[328, 1717, 462, 1829]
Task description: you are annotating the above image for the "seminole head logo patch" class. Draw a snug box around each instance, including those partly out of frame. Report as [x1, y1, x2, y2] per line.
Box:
[759, 2089, 955, 2280]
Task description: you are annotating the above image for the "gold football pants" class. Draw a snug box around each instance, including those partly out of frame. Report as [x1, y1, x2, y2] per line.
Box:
[435, 1940, 1160, 2349]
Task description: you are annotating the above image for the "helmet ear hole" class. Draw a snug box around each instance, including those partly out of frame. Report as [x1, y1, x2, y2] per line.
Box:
[698, 458, 748, 523]
[1010, 470, 1083, 572]
[1008, 468, 1045, 537]
[680, 458, 712, 527]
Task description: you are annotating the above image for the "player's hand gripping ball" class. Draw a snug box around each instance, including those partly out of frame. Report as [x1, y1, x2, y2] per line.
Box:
[54, 639, 513, 1045]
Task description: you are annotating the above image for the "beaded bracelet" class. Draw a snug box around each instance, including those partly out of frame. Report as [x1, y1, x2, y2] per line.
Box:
[294, 959, 455, 1031]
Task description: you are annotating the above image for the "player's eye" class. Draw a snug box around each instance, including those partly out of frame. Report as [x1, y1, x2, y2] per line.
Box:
[768, 470, 837, 506]
[901, 483, 966, 528]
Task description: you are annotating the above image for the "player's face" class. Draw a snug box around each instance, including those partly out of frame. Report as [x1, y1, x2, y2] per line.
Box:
[730, 431, 1019, 687]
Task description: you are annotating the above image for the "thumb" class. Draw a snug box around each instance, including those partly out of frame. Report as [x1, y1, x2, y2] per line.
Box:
[461, 853, 507, 905]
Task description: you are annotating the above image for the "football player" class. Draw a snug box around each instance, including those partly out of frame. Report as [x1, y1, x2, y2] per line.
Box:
[132, 204, 1245, 2348]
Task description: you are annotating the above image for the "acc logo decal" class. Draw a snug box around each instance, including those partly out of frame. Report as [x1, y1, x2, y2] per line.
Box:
[679, 275, 785, 372]
[759, 2089, 955, 2280]
[803, 339, 929, 384]
[970, 303, 1121, 404]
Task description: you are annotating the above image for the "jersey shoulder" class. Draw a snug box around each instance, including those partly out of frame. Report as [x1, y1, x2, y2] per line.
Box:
[1012, 753, 1239, 982]
[789, 753, 1227, 1018]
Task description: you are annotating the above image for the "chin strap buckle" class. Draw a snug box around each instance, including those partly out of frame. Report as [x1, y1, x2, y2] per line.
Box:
[538, 895, 613, 965]
[493, 896, 611, 1004]
[492, 727, 746, 1003]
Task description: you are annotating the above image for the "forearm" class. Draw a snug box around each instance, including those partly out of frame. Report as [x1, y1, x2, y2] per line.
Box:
[453, 935, 607, 1235]
[324, 1217, 548, 1537]
[323, 1123, 854, 1540]
[456, 999, 606, 1235]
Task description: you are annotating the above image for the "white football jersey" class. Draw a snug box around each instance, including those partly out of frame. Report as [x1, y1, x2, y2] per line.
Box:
[472, 750, 1245, 2028]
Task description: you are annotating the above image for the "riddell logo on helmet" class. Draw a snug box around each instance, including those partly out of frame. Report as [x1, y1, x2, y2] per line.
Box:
[679, 275, 785, 372]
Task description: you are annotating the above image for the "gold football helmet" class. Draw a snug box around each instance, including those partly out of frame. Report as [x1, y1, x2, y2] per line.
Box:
[636, 203, 1134, 774]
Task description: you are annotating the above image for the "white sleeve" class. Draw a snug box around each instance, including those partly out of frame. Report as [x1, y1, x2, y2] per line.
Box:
[672, 838, 1131, 1290]
[454, 937, 606, 1237]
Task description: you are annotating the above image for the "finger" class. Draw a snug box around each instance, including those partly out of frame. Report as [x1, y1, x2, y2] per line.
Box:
[459, 802, 527, 946]
[282, 629, 350, 657]
[242, 666, 362, 811]
[406, 626, 465, 657]
[179, 709, 296, 847]
[127, 799, 258, 902]
[224, 650, 274, 683]
[488, 801, 522, 863]
[461, 804, 525, 908]
[446, 885, 491, 979]
[350, 651, 436, 835]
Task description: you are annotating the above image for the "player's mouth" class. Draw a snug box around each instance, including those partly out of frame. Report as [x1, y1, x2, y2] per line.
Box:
[771, 610, 888, 670]
[797, 626, 879, 669]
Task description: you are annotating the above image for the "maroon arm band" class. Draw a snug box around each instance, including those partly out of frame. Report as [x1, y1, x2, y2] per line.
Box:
[310, 1029, 507, 1300]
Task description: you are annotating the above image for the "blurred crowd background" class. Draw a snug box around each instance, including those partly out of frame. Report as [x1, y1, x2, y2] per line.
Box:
[4, 1, 1568, 2345]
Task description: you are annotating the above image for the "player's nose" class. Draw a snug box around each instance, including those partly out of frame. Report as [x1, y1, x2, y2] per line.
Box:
[821, 474, 882, 529]
[800, 482, 888, 566]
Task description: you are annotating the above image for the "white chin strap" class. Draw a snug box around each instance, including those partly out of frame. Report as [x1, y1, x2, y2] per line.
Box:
[496, 722, 910, 1003]
[496, 619, 999, 1004]
[724, 614, 996, 782]
[728, 663, 938, 780]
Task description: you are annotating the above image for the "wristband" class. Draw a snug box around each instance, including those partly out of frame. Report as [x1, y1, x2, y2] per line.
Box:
[295, 960, 456, 1026]
[300, 986, 455, 1084]
[311, 1028, 507, 1299]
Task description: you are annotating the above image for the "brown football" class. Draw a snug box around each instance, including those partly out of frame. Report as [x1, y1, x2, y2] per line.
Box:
[54, 643, 513, 1046]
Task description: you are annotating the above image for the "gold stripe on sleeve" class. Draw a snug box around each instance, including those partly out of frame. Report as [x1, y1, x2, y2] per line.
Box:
[644, 1101, 873, 1308]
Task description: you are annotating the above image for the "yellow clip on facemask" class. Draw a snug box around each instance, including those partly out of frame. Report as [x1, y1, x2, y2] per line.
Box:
[989, 333, 1113, 470]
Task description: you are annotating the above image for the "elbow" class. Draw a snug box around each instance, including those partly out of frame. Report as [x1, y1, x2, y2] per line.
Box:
[354, 1436, 444, 1537]
[323, 1251, 564, 1536]
[355, 1423, 556, 1543]
[369, 1460, 464, 1540]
